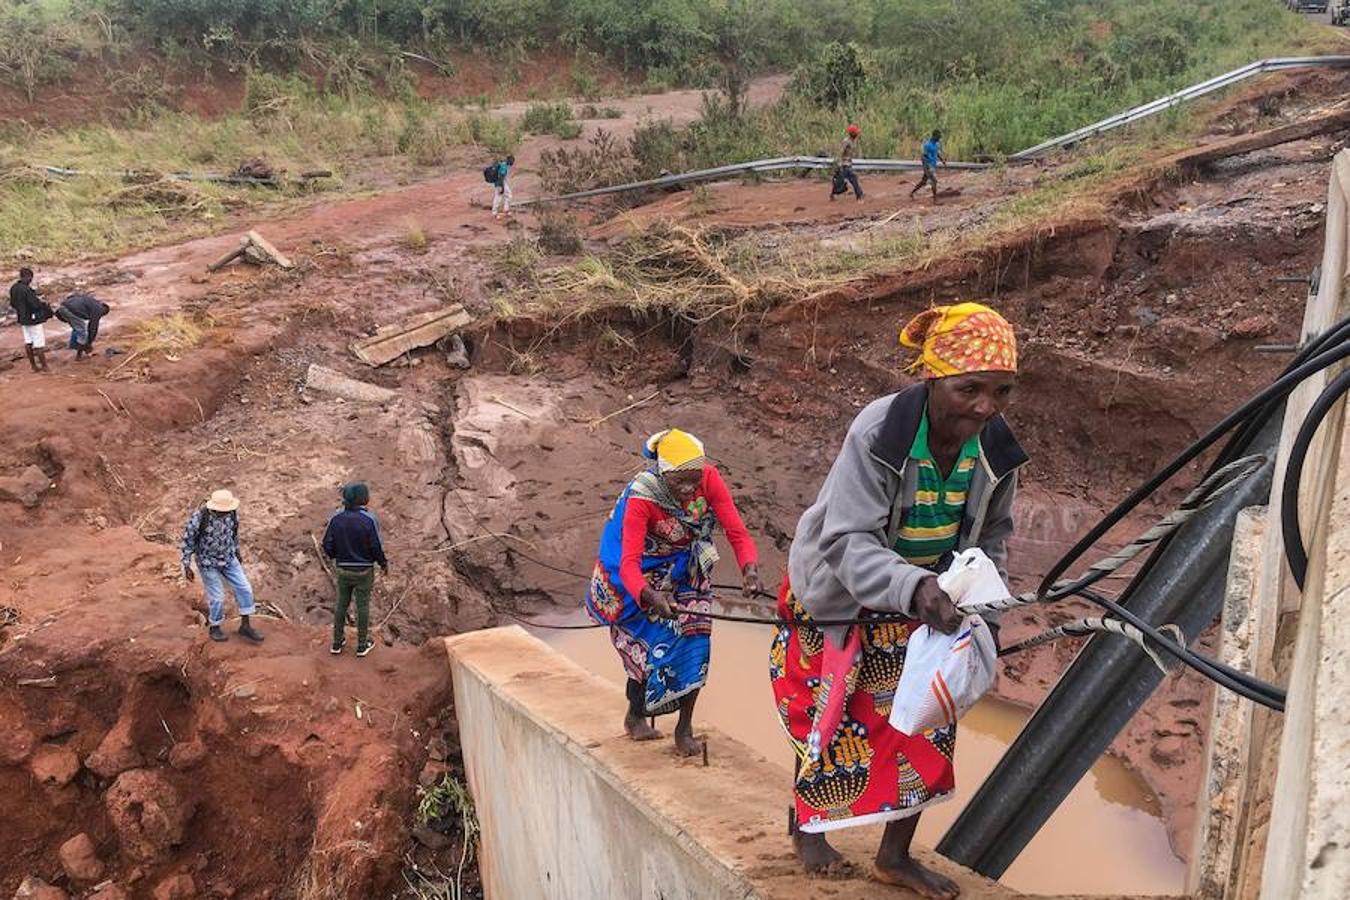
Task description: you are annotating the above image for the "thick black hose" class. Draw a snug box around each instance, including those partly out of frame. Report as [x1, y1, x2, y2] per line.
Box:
[1280, 367, 1350, 590]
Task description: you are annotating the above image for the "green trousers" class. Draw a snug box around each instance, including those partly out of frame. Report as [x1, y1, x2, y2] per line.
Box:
[334, 566, 375, 645]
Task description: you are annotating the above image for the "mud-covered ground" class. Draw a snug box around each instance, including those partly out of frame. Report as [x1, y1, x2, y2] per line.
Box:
[1, 71, 1346, 897]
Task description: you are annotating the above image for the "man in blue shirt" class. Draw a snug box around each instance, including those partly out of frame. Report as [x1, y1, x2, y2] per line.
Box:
[323, 481, 389, 656]
[911, 130, 946, 203]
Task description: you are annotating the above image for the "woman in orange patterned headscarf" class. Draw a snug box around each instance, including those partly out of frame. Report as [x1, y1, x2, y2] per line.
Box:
[772, 302, 1025, 894]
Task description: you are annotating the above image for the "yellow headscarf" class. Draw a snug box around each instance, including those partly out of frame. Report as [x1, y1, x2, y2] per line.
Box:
[899, 302, 1018, 379]
[644, 428, 706, 473]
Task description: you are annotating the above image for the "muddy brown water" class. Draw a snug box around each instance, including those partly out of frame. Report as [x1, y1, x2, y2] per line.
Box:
[537, 618, 1186, 896]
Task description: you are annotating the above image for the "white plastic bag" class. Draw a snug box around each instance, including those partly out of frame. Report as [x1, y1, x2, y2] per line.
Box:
[938, 547, 1010, 614]
[887, 550, 1003, 735]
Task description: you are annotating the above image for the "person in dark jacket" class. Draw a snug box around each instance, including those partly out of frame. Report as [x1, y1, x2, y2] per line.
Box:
[57, 293, 112, 360]
[9, 267, 50, 373]
[322, 481, 388, 657]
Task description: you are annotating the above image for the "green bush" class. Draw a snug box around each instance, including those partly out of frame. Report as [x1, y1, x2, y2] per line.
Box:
[790, 41, 874, 110]
[468, 112, 520, 155]
[521, 101, 574, 136]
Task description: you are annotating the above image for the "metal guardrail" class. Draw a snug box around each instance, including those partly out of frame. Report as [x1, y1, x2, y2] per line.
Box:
[1011, 55, 1350, 159]
[515, 155, 990, 208]
[520, 55, 1350, 206]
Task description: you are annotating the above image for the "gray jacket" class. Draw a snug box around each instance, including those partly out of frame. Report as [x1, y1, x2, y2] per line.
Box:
[788, 383, 1028, 645]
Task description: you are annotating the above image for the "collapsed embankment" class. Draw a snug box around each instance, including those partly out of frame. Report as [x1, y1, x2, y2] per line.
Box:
[1, 70, 1343, 896]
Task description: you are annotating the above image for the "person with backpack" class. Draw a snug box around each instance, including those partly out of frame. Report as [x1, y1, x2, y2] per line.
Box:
[9, 267, 53, 373]
[910, 129, 946, 204]
[180, 489, 264, 644]
[322, 482, 388, 657]
[56, 292, 112, 360]
[485, 154, 515, 219]
[830, 125, 863, 202]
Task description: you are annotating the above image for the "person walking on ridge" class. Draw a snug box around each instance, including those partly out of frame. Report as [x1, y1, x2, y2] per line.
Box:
[831, 124, 864, 202]
[181, 489, 265, 644]
[323, 482, 388, 657]
[911, 129, 946, 204]
[9, 267, 52, 373]
[491, 154, 515, 219]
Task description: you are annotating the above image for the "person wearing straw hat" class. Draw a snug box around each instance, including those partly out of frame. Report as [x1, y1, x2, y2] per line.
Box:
[585, 429, 762, 756]
[180, 489, 264, 644]
[771, 302, 1026, 895]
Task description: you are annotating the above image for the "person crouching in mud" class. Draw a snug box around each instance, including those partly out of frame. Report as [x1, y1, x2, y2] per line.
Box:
[771, 302, 1026, 898]
[586, 429, 762, 756]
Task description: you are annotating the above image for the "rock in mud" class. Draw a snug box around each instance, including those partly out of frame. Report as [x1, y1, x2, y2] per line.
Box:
[0, 465, 51, 508]
[29, 745, 80, 786]
[12, 876, 67, 900]
[58, 832, 104, 881]
[105, 769, 195, 862]
[87, 887, 129, 900]
[0, 711, 36, 765]
[151, 874, 197, 900]
[412, 825, 451, 850]
[1229, 313, 1278, 340]
[86, 718, 145, 779]
[168, 738, 208, 772]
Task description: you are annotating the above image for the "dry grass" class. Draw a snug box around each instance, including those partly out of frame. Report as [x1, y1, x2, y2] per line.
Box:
[130, 312, 206, 357]
[404, 217, 429, 252]
[489, 144, 1157, 333]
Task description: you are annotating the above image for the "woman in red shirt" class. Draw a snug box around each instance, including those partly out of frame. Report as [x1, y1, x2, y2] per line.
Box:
[586, 428, 762, 755]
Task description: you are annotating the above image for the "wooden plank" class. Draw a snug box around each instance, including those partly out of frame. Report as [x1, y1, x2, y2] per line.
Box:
[1165, 106, 1350, 172]
[246, 230, 293, 269]
[350, 305, 471, 367]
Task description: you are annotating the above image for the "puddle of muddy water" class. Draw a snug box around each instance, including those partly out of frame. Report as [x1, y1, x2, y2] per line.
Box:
[536, 617, 1186, 896]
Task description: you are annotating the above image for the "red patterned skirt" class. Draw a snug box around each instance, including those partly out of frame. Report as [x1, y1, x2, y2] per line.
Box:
[769, 578, 956, 833]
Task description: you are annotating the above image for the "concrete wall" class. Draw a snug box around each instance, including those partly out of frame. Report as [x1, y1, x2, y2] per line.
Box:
[1195, 149, 1350, 899]
[445, 627, 1029, 900]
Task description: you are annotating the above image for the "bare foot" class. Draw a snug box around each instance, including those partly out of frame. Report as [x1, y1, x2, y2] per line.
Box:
[624, 713, 661, 741]
[793, 831, 851, 876]
[873, 858, 960, 899]
[673, 728, 702, 757]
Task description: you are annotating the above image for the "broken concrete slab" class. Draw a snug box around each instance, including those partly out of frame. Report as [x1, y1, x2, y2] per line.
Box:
[350, 304, 472, 367]
[304, 365, 396, 404]
[207, 230, 294, 272]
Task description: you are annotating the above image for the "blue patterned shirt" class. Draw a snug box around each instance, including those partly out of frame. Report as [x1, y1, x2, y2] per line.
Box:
[180, 508, 240, 569]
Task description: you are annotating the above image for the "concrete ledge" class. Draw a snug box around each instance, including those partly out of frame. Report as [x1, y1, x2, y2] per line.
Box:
[446, 626, 1049, 899]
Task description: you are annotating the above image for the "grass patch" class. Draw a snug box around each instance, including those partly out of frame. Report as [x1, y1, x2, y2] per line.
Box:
[0, 86, 494, 260]
[521, 101, 580, 139]
[129, 312, 205, 357]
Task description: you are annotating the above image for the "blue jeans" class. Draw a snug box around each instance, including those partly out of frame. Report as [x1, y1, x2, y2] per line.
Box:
[198, 556, 256, 626]
[67, 316, 89, 348]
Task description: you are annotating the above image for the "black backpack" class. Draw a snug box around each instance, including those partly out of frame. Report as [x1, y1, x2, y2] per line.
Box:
[482, 162, 500, 185]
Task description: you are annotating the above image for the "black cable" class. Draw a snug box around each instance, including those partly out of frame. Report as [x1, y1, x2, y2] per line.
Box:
[1280, 367, 1350, 590]
[1212, 316, 1350, 470]
[1074, 588, 1284, 711]
[1037, 338, 1350, 599]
